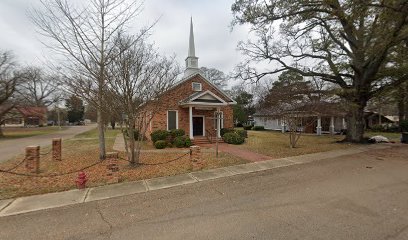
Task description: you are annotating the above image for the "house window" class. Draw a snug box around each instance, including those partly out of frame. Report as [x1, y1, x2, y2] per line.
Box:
[192, 82, 202, 91]
[167, 110, 178, 130]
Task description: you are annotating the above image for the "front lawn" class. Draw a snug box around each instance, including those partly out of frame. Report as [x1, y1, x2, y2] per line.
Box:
[240, 130, 354, 159]
[0, 128, 247, 200]
[0, 126, 68, 140]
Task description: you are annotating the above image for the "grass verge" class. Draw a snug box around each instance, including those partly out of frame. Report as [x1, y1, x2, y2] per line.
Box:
[240, 130, 354, 159]
[0, 128, 247, 200]
[0, 126, 68, 140]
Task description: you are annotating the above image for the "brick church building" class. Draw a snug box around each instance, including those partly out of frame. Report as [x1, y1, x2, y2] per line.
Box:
[143, 18, 236, 143]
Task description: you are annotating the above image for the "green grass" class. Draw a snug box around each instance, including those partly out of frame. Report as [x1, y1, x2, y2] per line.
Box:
[74, 127, 121, 139]
[240, 130, 353, 159]
[0, 126, 68, 140]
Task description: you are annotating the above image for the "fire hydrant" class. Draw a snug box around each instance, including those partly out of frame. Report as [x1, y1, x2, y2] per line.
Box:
[75, 171, 88, 189]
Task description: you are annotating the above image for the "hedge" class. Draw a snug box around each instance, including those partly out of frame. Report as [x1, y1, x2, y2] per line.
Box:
[169, 129, 185, 138]
[154, 140, 167, 149]
[242, 125, 253, 130]
[220, 128, 235, 137]
[223, 132, 245, 145]
[252, 126, 265, 131]
[151, 130, 168, 143]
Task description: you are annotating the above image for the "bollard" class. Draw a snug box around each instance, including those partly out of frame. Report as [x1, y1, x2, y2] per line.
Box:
[52, 138, 62, 161]
[190, 146, 203, 171]
[25, 146, 40, 174]
[106, 152, 119, 184]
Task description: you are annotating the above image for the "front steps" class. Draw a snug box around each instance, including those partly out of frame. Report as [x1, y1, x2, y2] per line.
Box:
[192, 136, 224, 145]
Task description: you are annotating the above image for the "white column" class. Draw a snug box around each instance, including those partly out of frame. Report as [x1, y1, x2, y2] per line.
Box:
[217, 107, 221, 138]
[329, 116, 335, 135]
[316, 116, 322, 135]
[342, 117, 346, 129]
[281, 119, 285, 133]
[189, 106, 193, 139]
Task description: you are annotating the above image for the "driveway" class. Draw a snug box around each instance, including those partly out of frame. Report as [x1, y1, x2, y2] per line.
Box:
[0, 124, 96, 163]
[0, 145, 407, 239]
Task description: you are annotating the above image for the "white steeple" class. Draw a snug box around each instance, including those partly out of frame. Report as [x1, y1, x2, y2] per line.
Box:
[184, 17, 199, 77]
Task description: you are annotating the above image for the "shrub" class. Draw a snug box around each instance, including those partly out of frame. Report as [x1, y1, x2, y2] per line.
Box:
[236, 123, 243, 127]
[242, 125, 252, 130]
[169, 129, 185, 137]
[400, 120, 408, 132]
[151, 130, 168, 143]
[185, 137, 192, 147]
[220, 128, 235, 137]
[235, 129, 248, 138]
[174, 136, 186, 148]
[370, 124, 385, 132]
[154, 140, 167, 149]
[252, 126, 265, 131]
[223, 132, 245, 145]
[173, 136, 193, 148]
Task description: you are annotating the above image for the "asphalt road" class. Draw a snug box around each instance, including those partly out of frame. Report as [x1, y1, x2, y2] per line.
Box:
[0, 125, 96, 163]
[0, 145, 407, 240]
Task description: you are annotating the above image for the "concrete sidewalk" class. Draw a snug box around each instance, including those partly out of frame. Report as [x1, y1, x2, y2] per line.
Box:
[0, 144, 393, 217]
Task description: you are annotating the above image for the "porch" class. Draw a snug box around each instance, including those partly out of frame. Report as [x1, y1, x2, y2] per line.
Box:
[179, 90, 232, 140]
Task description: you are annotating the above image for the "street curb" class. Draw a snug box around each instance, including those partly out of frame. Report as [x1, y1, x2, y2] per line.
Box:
[0, 144, 393, 217]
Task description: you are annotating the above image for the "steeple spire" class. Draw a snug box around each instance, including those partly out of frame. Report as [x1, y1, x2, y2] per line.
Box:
[184, 17, 199, 77]
[188, 17, 196, 57]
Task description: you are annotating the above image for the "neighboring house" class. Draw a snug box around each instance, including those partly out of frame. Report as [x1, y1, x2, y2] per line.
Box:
[253, 102, 347, 135]
[2, 106, 47, 127]
[364, 111, 397, 128]
[142, 18, 236, 142]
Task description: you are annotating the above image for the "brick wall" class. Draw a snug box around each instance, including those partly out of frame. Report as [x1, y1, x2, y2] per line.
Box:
[143, 74, 234, 140]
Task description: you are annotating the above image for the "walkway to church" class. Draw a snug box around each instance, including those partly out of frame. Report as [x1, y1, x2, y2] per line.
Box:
[198, 143, 272, 162]
[113, 135, 272, 161]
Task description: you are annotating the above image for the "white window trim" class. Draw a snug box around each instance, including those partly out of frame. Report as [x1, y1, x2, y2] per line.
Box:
[167, 110, 178, 130]
[192, 82, 202, 91]
[192, 115, 205, 136]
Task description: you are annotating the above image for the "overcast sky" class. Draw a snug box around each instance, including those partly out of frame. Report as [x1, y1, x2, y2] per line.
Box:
[0, 0, 252, 79]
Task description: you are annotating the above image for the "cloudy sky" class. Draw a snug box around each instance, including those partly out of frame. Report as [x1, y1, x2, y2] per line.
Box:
[0, 0, 252, 78]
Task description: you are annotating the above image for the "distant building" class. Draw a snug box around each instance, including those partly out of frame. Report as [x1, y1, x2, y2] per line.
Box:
[2, 106, 47, 127]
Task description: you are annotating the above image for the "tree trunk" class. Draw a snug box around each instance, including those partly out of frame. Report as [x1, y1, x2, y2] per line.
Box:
[0, 126, 3, 137]
[397, 82, 407, 123]
[97, 107, 106, 160]
[345, 100, 367, 143]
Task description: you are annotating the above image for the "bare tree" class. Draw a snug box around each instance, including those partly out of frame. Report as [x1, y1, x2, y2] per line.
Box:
[17, 66, 62, 107]
[31, 0, 149, 159]
[0, 51, 24, 136]
[200, 67, 228, 89]
[107, 34, 180, 165]
[232, 0, 408, 142]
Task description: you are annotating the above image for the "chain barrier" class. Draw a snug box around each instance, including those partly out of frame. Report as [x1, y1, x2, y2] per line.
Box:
[0, 157, 26, 172]
[0, 150, 191, 177]
[0, 159, 105, 178]
[39, 149, 52, 156]
[118, 151, 190, 166]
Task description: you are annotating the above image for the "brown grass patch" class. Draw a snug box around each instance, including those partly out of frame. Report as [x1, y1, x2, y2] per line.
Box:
[0, 130, 247, 200]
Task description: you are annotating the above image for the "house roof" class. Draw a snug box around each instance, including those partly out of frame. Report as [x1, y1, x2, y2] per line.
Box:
[254, 101, 347, 117]
[15, 106, 47, 118]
